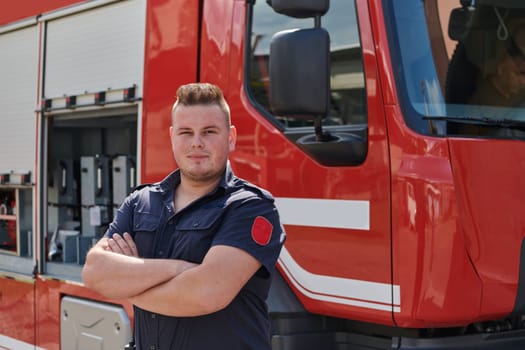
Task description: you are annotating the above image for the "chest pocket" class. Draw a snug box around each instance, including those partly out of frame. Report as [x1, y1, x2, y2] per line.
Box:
[173, 207, 224, 263]
[132, 212, 160, 258]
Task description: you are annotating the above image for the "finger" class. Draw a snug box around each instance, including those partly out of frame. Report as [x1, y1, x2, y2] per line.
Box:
[122, 232, 139, 257]
[107, 238, 122, 253]
[100, 239, 111, 251]
[102, 240, 112, 251]
[112, 233, 133, 255]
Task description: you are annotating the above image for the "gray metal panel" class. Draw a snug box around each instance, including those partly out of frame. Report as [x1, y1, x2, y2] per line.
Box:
[61, 296, 132, 350]
[80, 156, 112, 237]
[81, 156, 112, 207]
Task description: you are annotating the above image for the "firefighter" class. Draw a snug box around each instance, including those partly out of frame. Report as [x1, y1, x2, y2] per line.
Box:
[82, 83, 285, 350]
[468, 18, 525, 107]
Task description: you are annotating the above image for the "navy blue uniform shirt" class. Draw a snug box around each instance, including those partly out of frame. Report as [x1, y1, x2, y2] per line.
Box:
[106, 163, 285, 350]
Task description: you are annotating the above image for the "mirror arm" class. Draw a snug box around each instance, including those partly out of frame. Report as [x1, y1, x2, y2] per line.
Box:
[314, 14, 321, 28]
[314, 115, 336, 142]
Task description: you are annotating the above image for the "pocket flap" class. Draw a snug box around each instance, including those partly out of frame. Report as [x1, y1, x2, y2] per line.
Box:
[132, 212, 160, 232]
[177, 208, 223, 231]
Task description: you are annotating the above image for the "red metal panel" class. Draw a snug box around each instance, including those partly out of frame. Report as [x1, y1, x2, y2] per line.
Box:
[448, 138, 525, 318]
[0, 275, 34, 346]
[199, 0, 234, 93]
[141, 0, 200, 183]
[0, 0, 86, 26]
[367, 0, 397, 106]
[386, 102, 483, 327]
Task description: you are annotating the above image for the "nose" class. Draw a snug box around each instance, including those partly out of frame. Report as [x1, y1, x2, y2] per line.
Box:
[191, 134, 204, 148]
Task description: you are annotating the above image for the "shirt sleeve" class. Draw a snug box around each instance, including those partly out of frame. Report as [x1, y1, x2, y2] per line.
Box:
[104, 192, 136, 238]
[211, 193, 285, 277]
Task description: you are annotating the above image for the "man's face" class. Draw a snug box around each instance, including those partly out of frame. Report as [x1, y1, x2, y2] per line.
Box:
[170, 104, 236, 184]
[497, 54, 525, 97]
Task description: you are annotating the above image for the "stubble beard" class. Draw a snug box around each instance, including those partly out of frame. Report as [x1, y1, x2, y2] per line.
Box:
[180, 166, 225, 184]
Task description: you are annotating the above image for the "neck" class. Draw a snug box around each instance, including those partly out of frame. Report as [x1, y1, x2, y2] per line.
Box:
[174, 177, 220, 212]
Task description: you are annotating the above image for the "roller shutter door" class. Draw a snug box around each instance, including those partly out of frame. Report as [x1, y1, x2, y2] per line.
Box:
[0, 25, 38, 177]
[44, 0, 146, 100]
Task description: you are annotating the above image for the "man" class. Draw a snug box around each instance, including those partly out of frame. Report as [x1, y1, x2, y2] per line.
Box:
[82, 83, 285, 350]
[468, 19, 525, 107]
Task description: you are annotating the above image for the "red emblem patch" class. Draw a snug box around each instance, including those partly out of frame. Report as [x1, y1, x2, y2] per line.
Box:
[251, 216, 273, 246]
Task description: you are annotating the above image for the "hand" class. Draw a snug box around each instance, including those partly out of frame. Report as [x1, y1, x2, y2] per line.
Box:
[106, 232, 139, 257]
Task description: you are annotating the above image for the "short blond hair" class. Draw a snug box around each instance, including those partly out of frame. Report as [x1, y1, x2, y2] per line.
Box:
[171, 83, 231, 125]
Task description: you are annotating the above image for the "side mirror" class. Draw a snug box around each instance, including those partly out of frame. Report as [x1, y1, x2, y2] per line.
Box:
[267, 0, 329, 18]
[269, 28, 330, 117]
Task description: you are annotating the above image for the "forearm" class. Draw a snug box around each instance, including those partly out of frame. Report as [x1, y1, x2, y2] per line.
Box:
[128, 266, 222, 317]
[129, 245, 261, 317]
[82, 241, 195, 299]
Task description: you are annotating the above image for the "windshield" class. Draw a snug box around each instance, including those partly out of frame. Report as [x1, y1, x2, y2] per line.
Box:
[384, 0, 525, 138]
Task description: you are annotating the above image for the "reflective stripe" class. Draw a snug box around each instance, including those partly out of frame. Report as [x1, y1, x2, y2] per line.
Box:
[275, 197, 369, 230]
[0, 335, 46, 350]
[279, 247, 400, 312]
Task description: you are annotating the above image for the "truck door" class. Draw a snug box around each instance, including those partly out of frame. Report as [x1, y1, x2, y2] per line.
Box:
[223, 0, 396, 325]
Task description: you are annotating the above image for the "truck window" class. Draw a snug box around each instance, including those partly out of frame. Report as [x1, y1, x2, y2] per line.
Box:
[384, 0, 525, 138]
[247, 0, 366, 130]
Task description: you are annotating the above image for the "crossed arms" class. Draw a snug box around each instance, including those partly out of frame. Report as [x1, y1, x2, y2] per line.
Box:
[81, 232, 261, 317]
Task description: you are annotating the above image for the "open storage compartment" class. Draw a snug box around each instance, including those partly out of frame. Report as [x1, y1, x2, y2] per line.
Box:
[45, 106, 138, 277]
[0, 185, 33, 257]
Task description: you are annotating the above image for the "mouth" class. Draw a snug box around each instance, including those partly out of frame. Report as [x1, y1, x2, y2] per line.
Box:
[187, 154, 209, 161]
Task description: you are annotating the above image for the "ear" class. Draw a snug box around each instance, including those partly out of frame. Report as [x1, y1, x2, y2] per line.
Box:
[229, 125, 237, 152]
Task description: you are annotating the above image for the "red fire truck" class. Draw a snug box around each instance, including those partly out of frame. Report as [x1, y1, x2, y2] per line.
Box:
[1, 0, 525, 349]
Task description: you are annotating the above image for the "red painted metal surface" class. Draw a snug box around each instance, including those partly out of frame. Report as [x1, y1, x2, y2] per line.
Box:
[386, 103, 483, 327]
[140, 0, 200, 183]
[0, 275, 34, 345]
[199, 0, 234, 94]
[0, 0, 86, 26]
[448, 139, 525, 318]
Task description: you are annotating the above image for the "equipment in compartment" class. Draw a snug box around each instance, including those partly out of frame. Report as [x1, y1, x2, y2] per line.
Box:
[47, 153, 136, 263]
[112, 155, 136, 216]
[47, 159, 83, 262]
[57, 159, 80, 222]
[47, 220, 81, 262]
[80, 155, 112, 237]
[0, 190, 17, 249]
